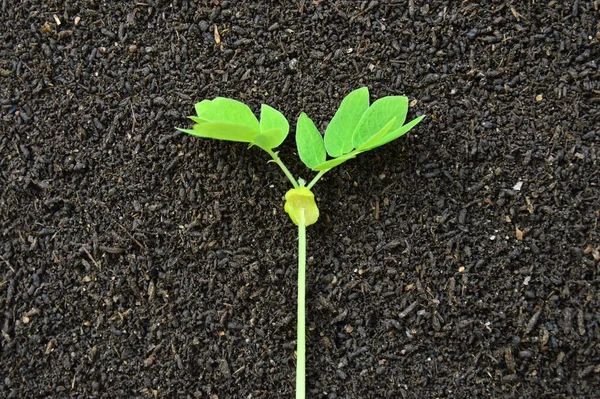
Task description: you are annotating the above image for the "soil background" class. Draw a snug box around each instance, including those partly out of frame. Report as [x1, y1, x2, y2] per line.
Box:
[1, 1, 600, 398]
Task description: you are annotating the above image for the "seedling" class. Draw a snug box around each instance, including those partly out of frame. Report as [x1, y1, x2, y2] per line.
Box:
[177, 87, 424, 398]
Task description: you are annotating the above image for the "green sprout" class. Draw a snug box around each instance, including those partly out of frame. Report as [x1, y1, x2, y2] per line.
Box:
[177, 87, 424, 398]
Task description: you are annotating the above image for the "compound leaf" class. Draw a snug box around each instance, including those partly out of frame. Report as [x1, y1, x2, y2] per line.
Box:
[296, 112, 326, 170]
[352, 96, 408, 150]
[324, 87, 369, 157]
[252, 104, 289, 150]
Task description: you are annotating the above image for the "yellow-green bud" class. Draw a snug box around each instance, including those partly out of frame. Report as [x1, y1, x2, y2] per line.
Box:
[284, 187, 319, 227]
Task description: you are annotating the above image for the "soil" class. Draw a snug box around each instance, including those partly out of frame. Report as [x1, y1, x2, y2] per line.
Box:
[1, 1, 600, 398]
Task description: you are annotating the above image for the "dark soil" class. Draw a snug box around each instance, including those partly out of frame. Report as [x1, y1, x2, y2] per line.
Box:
[2, 1, 600, 398]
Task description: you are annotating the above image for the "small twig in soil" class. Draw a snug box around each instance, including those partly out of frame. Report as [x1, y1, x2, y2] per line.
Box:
[0, 254, 15, 272]
[81, 246, 101, 269]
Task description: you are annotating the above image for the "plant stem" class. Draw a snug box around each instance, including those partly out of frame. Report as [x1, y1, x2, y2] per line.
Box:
[306, 169, 327, 189]
[296, 221, 306, 399]
[267, 149, 299, 188]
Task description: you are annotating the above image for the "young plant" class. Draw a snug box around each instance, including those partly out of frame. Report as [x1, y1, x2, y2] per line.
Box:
[177, 88, 424, 398]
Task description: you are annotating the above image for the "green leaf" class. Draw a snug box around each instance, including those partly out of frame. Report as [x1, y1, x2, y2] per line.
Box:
[177, 121, 258, 143]
[354, 116, 397, 151]
[189, 116, 208, 124]
[252, 104, 290, 150]
[195, 98, 260, 130]
[361, 115, 425, 151]
[312, 151, 358, 171]
[324, 87, 369, 157]
[296, 112, 326, 170]
[352, 96, 409, 150]
[177, 97, 263, 143]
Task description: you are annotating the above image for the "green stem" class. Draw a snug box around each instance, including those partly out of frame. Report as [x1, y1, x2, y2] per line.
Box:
[306, 169, 327, 190]
[296, 221, 306, 399]
[267, 149, 299, 188]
